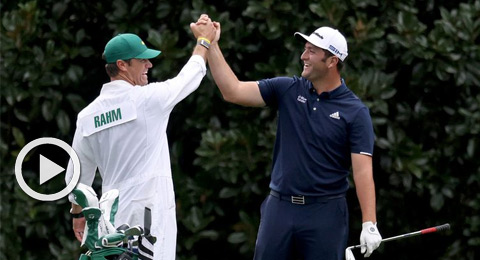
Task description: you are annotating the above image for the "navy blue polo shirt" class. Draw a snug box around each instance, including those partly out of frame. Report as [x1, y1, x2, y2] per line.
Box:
[258, 76, 374, 196]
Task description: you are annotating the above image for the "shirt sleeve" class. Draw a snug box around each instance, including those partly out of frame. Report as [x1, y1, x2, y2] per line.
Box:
[144, 55, 207, 111]
[349, 106, 375, 156]
[258, 77, 296, 108]
[65, 125, 97, 202]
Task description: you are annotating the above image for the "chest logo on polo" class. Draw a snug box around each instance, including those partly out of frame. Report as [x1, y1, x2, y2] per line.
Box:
[94, 108, 122, 128]
[329, 111, 340, 120]
[297, 95, 307, 103]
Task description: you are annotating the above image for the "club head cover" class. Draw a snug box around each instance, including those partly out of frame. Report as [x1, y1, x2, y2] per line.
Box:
[69, 183, 99, 208]
[138, 235, 155, 260]
[81, 207, 102, 250]
[99, 189, 119, 226]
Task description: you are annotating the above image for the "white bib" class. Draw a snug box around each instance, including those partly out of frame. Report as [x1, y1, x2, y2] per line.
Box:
[80, 100, 137, 136]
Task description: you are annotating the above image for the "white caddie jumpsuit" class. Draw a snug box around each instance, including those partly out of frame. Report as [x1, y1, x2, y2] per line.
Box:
[65, 55, 207, 260]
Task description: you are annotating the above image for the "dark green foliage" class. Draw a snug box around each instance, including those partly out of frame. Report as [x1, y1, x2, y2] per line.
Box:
[1, 0, 479, 259]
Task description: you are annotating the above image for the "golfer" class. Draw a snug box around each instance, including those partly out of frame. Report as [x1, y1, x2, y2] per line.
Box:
[194, 18, 382, 259]
[65, 16, 216, 259]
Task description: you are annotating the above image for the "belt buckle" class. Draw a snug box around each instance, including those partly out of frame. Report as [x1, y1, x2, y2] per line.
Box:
[291, 195, 305, 205]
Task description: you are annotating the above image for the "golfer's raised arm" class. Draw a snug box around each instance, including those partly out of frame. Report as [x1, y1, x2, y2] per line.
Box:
[207, 23, 265, 107]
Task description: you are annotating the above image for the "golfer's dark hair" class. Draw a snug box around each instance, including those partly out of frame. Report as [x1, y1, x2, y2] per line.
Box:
[102, 54, 131, 77]
[323, 49, 344, 71]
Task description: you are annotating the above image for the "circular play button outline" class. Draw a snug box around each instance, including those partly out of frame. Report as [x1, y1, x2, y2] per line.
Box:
[15, 137, 80, 201]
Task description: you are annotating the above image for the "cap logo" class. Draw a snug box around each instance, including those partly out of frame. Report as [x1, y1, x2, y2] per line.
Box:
[329, 45, 341, 56]
[313, 32, 324, 39]
[141, 41, 145, 45]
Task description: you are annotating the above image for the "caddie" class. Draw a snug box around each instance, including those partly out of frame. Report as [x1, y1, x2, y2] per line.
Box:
[65, 16, 216, 260]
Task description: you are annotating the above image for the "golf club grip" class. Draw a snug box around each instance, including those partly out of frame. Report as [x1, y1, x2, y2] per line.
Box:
[421, 223, 450, 234]
[384, 223, 451, 242]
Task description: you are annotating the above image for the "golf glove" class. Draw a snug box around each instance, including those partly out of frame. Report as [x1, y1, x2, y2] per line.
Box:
[360, 221, 382, 257]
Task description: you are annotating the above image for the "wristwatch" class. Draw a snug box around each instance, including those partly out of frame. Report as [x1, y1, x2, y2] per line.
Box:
[70, 208, 84, 218]
[197, 37, 211, 49]
[71, 212, 84, 219]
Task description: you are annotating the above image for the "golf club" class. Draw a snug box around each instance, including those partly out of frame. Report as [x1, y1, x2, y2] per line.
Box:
[345, 223, 450, 260]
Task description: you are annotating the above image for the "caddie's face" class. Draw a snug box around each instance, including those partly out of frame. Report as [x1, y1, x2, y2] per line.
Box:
[124, 58, 153, 86]
[300, 42, 329, 81]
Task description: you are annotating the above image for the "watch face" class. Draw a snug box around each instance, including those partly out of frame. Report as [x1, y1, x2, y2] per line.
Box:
[198, 39, 210, 49]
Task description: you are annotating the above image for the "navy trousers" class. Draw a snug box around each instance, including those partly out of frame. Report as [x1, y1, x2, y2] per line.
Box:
[253, 193, 348, 260]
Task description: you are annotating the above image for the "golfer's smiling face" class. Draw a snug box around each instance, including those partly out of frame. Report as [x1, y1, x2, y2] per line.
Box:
[300, 42, 330, 81]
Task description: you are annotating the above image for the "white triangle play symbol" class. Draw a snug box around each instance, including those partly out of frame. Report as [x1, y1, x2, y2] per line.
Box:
[39, 155, 65, 185]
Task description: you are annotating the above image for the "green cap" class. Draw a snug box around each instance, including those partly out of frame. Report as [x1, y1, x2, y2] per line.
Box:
[103, 33, 161, 63]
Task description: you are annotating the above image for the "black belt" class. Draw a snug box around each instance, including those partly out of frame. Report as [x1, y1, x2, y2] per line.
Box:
[269, 190, 344, 205]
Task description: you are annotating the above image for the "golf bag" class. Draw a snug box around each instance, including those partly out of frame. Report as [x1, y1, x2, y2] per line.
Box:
[71, 184, 156, 260]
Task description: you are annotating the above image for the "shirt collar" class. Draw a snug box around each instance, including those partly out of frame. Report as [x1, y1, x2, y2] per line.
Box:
[100, 80, 135, 95]
[309, 78, 348, 99]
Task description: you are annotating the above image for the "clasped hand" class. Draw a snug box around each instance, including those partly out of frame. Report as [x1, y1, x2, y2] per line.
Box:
[190, 14, 220, 44]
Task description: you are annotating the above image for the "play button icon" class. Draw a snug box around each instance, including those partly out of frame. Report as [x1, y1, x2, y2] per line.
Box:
[39, 155, 65, 185]
[15, 137, 80, 201]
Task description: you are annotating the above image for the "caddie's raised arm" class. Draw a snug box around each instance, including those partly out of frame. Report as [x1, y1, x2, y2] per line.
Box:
[192, 17, 265, 107]
[190, 14, 217, 62]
